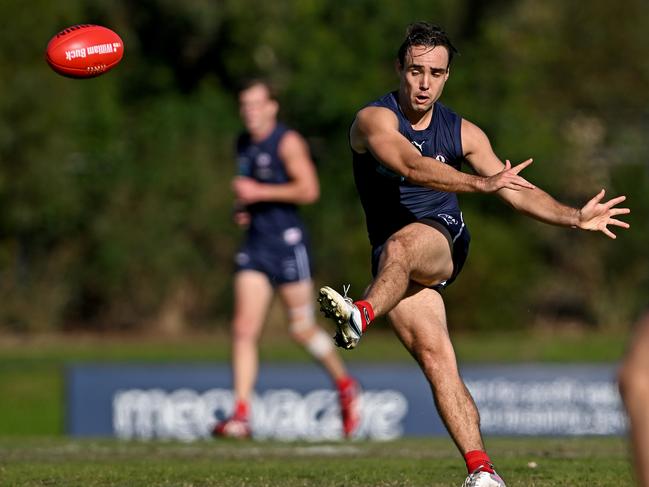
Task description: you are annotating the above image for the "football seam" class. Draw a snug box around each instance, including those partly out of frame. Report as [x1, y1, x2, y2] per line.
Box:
[55, 24, 97, 38]
[48, 28, 123, 51]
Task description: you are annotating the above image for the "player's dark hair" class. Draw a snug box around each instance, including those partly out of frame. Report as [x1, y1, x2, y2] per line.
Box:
[238, 78, 278, 101]
[397, 22, 458, 68]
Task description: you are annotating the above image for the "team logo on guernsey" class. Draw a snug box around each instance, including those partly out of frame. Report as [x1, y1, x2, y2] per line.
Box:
[411, 140, 425, 153]
[256, 153, 272, 166]
[434, 154, 446, 163]
[283, 227, 303, 245]
[235, 252, 250, 265]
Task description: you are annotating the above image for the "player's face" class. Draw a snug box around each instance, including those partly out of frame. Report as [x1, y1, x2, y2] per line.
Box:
[239, 84, 278, 135]
[398, 45, 450, 117]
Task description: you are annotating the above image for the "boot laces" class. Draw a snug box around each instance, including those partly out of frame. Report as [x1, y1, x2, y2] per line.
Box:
[342, 284, 354, 305]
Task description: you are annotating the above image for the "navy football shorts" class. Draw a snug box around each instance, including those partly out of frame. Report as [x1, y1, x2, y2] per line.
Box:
[235, 227, 312, 286]
[370, 212, 470, 291]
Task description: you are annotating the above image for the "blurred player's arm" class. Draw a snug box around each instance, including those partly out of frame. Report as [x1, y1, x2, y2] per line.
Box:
[232, 131, 319, 205]
[351, 106, 534, 193]
[462, 118, 630, 239]
[232, 202, 250, 227]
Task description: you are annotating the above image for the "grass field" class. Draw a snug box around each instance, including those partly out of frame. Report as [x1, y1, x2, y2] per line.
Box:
[0, 330, 635, 486]
[0, 436, 633, 486]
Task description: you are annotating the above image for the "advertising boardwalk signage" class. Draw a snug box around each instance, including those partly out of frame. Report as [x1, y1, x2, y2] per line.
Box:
[66, 363, 627, 440]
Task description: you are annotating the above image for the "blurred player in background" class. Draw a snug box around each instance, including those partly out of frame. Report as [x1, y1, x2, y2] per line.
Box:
[619, 310, 649, 487]
[212, 79, 360, 439]
[317, 22, 630, 486]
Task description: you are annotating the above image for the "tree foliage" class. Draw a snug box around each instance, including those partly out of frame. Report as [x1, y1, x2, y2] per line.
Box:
[0, 0, 647, 332]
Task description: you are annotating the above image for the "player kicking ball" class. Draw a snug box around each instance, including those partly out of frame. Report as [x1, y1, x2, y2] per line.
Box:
[319, 22, 630, 486]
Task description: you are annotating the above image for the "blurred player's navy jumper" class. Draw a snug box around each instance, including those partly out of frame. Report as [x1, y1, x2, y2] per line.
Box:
[235, 123, 311, 285]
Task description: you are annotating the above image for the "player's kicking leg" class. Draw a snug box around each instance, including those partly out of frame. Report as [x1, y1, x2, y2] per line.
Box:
[319, 221, 454, 349]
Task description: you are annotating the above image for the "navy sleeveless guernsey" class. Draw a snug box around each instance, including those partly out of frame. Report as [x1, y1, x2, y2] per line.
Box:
[352, 91, 470, 288]
[235, 123, 311, 285]
[352, 91, 466, 247]
[236, 123, 304, 240]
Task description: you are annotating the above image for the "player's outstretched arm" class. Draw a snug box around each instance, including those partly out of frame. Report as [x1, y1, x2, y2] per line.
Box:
[351, 107, 535, 193]
[463, 119, 631, 237]
[499, 174, 630, 238]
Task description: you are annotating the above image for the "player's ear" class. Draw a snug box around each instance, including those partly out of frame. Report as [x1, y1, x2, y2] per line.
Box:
[445, 67, 450, 81]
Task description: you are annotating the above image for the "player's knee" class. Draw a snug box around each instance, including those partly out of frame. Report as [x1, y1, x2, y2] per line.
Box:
[416, 344, 456, 378]
[382, 237, 411, 273]
[287, 304, 333, 358]
[231, 320, 261, 343]
[287, 304, 315, 338]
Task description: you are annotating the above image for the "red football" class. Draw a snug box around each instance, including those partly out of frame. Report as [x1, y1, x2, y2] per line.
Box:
[46, 24, 124, 78]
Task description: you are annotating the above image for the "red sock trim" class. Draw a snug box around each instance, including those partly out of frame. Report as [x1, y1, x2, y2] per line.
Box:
[353, 300, 375, 332]
[464, 450, 494, 474]
[335, 376, 356, 391]
[233, 399, 249, 421]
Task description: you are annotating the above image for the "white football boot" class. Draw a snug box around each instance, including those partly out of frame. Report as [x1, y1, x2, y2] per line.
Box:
[318, 285, 363, 349]
[462, 468, 506, 487]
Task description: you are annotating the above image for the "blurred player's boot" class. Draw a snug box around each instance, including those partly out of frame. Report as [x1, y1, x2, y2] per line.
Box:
[212, 417, 251, 439]
[337, 376, 361, 438]
[462, 468, 506, 487]
[318, 285, 365, 349]
[212, 400, 251, 439]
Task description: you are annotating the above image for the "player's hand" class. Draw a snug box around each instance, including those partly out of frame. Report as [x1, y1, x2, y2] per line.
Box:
[232, 176, 264, 204]
[482, 159, 535, 192]
[577, 189, 630, 239]
[233, 208, 250, 228]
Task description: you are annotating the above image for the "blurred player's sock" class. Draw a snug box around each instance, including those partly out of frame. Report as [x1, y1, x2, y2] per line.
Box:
[232, 399, 249, 421]
[336, 376, 361, 438]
